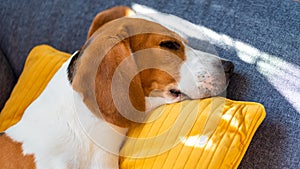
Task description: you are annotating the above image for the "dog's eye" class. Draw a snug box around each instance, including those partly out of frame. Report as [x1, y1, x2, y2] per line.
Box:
[160, 41, 181, 50]
[169, 89, 181, 97]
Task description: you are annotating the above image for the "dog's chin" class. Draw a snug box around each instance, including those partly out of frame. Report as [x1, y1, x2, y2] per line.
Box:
[199, 88, 228, 99]
[179, 78, 228, 100]
[204, 83, 229, 98]
[206, 82, 230, 99]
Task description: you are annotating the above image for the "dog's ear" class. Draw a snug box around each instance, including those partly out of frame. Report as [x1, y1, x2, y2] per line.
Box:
[87, 6, 135, 39]
[94, 40, 146, 127]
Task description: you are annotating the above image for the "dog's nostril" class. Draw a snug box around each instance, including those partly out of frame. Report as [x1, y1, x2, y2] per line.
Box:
[169, 89, 181, 97]
[221, 60, 234, 77]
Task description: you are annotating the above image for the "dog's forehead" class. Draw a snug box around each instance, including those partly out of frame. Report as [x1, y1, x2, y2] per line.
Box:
[91, 17, 183, 42]
[81, 17, 186, 68]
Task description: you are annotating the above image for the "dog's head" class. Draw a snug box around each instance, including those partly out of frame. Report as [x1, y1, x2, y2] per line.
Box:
[68, 6, 234, 127]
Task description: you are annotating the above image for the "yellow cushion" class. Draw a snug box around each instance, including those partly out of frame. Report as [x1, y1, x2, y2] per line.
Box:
[120, 98, 266, 169]
[0, 45, 266, 169]
[0, 45, 71, 131]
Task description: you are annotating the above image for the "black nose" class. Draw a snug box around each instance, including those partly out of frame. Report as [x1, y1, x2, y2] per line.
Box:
[221, 60, 234, 78]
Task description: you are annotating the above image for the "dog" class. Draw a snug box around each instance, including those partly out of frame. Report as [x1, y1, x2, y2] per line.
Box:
[0, 6, 233, 169]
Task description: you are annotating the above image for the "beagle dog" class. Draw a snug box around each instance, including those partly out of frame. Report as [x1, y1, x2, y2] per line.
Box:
[0, 6, 233, 169]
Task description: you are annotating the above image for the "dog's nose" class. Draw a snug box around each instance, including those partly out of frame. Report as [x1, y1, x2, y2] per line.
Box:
[221, 60, 234, 78]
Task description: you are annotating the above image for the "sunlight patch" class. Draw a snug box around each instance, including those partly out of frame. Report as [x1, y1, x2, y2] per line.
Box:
[181, 135, 209, 148]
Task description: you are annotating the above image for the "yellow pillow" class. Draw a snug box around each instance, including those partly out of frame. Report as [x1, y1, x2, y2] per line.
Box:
[0, 45, 71, 131]
[120, 98, 266, 169]
[0, 45, 266, 169]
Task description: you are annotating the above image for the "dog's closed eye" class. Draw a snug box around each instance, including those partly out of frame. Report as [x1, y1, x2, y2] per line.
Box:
[169, 89, 181, 97]
[160, 41, 181, 50]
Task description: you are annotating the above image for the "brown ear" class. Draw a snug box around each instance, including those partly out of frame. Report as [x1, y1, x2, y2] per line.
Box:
[95, 40, 146, 127]
[87, 6, 135, 39]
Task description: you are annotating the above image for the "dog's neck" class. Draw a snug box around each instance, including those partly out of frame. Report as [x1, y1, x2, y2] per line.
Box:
[6, 56, 127, 169]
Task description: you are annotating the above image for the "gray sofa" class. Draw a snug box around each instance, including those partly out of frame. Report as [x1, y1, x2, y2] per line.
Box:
[1, 0, 299, 168]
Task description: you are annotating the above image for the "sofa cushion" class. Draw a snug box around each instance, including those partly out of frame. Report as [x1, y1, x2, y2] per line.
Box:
[0, 49, 16, 111]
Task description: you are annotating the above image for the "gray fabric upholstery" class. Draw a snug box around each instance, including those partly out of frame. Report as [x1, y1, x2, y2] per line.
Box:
[0, 0, 299, 168]
[0, 49, 16, 110]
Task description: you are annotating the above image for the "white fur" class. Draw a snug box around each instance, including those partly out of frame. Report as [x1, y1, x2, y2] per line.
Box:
[145, 96, 181, 112]
[6, 54, 127, 169]
[178, 44, 226, 99]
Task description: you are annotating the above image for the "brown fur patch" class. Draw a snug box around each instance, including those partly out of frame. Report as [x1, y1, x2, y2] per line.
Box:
[0, 134, 36, 169]
[94, 41, 145, 127]
[87, 6, 134, 39]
